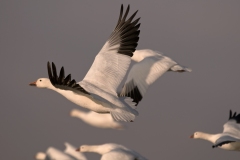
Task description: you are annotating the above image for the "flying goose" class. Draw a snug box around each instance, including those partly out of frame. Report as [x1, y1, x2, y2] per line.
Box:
[76, 143, 147, 160]
[30, 4, 141, 122]
[190, 110, 240, 151]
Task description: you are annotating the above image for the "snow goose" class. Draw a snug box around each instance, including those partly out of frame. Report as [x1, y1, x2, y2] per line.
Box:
[35, 143, 87, 160]
[190, 110, 240, 151]
[120, 49, 191, 105]
[76, 143, 147, 160]
[70, 109, 125, 130]
[29, 5, 141, 122]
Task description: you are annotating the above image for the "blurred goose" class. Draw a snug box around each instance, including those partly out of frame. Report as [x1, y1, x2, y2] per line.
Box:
[35, 142, 87, 160]
[70, 109, 125, 130]
[76, 143, 147, 160]
[120, 49, 191, 105]
[190, 110, 240, 151]
[29, 5, 141, 122]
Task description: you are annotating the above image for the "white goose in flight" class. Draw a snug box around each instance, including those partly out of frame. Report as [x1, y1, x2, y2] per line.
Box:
[190, 110, 240, 151]
[30, 5, 141, 122]
[30, 5, 191, 122]
[76, 143, 147, 160]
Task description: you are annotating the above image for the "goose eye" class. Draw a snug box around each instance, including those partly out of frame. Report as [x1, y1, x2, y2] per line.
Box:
[40, 79, 42, 82]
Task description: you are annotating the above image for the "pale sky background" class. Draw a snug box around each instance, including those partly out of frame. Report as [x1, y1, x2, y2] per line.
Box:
[1, 0, 240, 159]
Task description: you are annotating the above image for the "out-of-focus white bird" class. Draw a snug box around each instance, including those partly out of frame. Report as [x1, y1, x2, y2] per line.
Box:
[190, 110, 240, 151]
[35, 142, 87, 160]
[120, 49, 191, 105]
[29, 5, 141, 122]
[70, 109, 125, 130]
[76, 143, 147, 160]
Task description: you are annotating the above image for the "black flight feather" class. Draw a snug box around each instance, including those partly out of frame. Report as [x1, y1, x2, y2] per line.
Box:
[108, 4, 141, 57]
[47, 62, 90, 95]
[229, 110, 240, 123]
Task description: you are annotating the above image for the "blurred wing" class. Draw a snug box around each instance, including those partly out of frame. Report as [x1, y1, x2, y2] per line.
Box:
[223, 110, 240, 136]
[213, 135, 240, 148]
[120, 55, 176, 105]
[82, 5, 140, 95]
[48, 62, 90, 95]
[101, 149, 136, 160]
[46, 147, 72, 160]
[169, 64, 192, 72]
[64, 142, 87, 160]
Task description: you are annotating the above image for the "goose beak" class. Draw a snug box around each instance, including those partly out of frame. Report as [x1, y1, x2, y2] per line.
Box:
[190, 134, 194, 138]
[29, 81, 37, 86]
[76, 148, 80, 151]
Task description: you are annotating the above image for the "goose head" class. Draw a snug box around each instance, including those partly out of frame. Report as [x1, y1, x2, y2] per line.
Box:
[190, 131, 205, 139]
[76, 145, 89, 152]
[29, 78, 52, 88]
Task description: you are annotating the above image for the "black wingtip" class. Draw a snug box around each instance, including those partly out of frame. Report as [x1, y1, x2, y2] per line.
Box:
[59, 67, 65, 84]
[109, 4, 140, 57]
[128, 10, 138, 21]
[233, 112, 237, 117]
[47, 61, 54, 84]
[116, 4, 124, 28]
[229, 110, 232, 120]
[122, 5, 130, 22]
[228, 110, 240, 123]
[47, 62, 90, 95]
[51, 62, 58, 84]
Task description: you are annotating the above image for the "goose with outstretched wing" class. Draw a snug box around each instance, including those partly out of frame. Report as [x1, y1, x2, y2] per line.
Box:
[30, 5, 140, 122]
[190, 110, 240, 151]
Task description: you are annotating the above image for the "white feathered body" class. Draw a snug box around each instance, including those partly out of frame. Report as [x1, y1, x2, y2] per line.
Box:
[79, 143, 147, 160]
[54, 87, 110, 113]
[71, 109, 125, 129]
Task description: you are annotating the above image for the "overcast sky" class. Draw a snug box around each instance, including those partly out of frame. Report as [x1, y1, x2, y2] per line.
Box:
[1, 0, 240, 159]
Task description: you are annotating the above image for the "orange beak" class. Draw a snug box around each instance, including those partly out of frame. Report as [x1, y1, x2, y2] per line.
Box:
[29, 81, 37, 86]
[190, 134, 194, 138]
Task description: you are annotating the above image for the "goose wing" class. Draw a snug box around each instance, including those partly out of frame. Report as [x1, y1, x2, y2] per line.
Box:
[46, 147, 73, 160]
[213, 110, 240, 147]
[47, 62, 90, 95]
[81, 5, 140, 95]
[64, 142, 87, 160]
[223, 110, 240, 135]
[120, 54, 176, 105]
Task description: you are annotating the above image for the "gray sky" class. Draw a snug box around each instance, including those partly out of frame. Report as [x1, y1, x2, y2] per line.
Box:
[1, 0, 240, 159]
